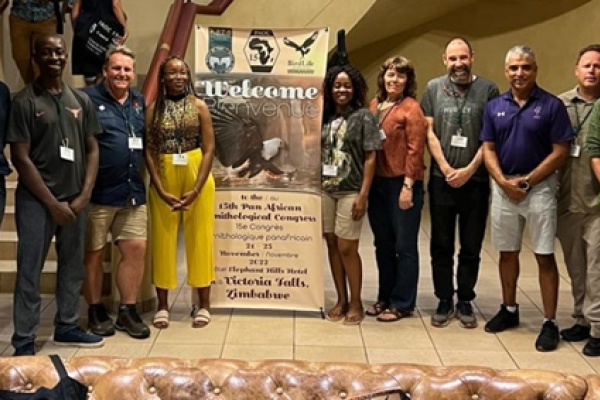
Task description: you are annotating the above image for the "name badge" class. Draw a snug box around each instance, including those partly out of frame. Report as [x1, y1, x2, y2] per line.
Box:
[379, 129, 387, 141]
[173, 153, 188, 166]
[570, 144, 581, 158]
[451, 135, 468, 148]
[322, 164, 338, 177]
[60, 146, 74, 162]
[128, 137, 143, 150]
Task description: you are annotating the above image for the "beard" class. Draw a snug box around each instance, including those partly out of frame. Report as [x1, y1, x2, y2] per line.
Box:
[449, 66, 472, 83]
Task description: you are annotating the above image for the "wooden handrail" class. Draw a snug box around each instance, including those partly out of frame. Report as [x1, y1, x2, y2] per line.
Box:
[142, 0, 234, 105]
[142, 0, 185, 105]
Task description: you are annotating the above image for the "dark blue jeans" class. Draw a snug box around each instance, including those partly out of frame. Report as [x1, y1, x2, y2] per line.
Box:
[368, 176, 424, 312]
[428, 175, 490, 302]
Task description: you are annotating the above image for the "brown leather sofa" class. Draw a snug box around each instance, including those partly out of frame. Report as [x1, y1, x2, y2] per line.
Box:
[0, 356, 597, 399]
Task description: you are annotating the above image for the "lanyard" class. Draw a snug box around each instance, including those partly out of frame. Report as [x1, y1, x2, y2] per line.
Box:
[47, 91, 69, 146]
[327, 117, 344, 163]
[168, 97, 187, 153]
[573, 100, 594, 137]
[447, 78, 471, 130]
[119, 93, 136, 138]
[376, 98, 403, 128]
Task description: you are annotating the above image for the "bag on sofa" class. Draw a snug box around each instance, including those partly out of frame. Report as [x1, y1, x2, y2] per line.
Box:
[0, 355, 87, 399]
[72, 0, 124, 64]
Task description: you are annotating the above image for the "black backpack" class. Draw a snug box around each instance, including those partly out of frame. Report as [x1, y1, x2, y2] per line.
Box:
[0, 355, 87, 400]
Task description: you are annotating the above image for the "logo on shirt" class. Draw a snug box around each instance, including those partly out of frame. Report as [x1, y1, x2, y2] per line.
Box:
[66, 107, 81, 119]
[533, 106, 542, 119]
[35, 111, 45, 118]
[133, 99, 142, 114]
[497, 111, 505, 117]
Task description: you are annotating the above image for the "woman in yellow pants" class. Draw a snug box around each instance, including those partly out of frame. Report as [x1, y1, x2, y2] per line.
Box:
[145, 55, 216, 328]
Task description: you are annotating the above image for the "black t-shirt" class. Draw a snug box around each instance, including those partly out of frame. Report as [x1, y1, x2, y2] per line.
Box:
[7, 82, 102, 201]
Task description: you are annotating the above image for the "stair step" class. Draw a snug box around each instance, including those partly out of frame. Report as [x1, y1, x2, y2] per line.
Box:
[1, 206, 14, 231]
[5, 180, 15, 206]
[0, 260, 57, 272]
[0, 231, 56, 260]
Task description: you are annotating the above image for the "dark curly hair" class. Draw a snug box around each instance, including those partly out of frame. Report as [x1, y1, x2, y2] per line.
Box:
[146, 55, 196, 174]
[376, 56, 417, 102]
[322, 64, 368, 122]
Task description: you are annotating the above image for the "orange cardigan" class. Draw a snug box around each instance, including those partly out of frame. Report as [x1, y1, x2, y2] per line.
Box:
[369, 97, 427, 180]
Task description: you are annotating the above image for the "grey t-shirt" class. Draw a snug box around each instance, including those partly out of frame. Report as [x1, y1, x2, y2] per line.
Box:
[7, 82, 102, 201]
[421, 75, 499, 182]
[321, 107, 381, 193]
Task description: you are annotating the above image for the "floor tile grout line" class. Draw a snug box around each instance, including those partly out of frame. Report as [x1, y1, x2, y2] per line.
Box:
[218, 308, 232, 359]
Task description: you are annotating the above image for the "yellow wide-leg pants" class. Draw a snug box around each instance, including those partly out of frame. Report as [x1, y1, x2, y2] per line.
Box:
[149, 148, 215, 289]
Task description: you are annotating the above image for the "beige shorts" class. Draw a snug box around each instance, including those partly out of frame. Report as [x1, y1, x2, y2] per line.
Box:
[86, 204, 148, 251]
[322, 193, 364, 240]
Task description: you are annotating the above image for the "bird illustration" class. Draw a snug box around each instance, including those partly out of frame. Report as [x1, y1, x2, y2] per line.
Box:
[248, 38, 274, 65]
[283, 31, 319, 58]
[211, 106, 285, 178]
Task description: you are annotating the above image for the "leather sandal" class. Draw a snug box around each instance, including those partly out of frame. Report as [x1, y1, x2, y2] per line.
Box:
[153, 309, 170, 329]
[376, 306, 413, 323]
[366, 301, 388, 317]
[192, 308, 211, 328]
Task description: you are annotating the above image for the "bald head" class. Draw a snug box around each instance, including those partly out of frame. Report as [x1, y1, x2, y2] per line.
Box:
[33, 34, 66, 56]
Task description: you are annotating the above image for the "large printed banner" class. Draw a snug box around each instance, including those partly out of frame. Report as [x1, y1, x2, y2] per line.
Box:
[195, 26, 329, 311]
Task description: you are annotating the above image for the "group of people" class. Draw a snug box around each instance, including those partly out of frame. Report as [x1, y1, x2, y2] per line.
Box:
[0, 34, 216, 356]
[320, 37, 600, 356]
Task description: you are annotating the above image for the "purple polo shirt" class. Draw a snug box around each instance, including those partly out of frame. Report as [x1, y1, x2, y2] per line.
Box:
[480, 85, 573, 175]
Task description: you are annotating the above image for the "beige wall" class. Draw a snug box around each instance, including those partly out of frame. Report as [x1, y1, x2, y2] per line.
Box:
[0, 0, 375, 92]
[351, 0, 597, 99]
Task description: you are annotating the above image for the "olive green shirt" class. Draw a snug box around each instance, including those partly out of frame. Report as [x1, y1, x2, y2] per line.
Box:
[558, 87, 600, 215]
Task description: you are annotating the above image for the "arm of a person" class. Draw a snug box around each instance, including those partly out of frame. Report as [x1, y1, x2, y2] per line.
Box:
[425, 117, 452, 176]
[70, 0, 80, 23]
[144, 103, 164, 195]
[482, 141, 506, 185]
[112, 0, 127, 38]
[70, 135, 98, 212]
[193, 98, 215, 193]
[526, 143, 569, 185]
[587, 102, 600, 183]
[11, 142, 59, 207]
[404, 105, 427, 187]
[0, 83, 9, 150]
[526, 103, 573, 186]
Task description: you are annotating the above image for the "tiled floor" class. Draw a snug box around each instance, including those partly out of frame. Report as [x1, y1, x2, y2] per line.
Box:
[0, 207, 597, 375]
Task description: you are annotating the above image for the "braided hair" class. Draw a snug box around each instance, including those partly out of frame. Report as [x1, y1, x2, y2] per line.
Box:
[322, 64, 368, 123]
[146, 55, 197, 172]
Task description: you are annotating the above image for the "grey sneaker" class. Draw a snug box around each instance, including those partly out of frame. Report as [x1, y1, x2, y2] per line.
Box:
[431, 299, 455, 327]
[457, 301, 478, 329]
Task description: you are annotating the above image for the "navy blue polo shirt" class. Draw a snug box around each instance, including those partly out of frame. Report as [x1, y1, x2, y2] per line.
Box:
[83, 83, 146, 206]
[0, 81, 11, 176]
[480, 85, 573, 175]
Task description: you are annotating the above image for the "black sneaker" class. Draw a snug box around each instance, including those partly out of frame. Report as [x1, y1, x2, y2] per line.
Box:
[535, 320, 559, 352]
[54, 327, 105, 348]
[583, 337, 600, 357]
[13, 342, 35, 356]
[560, 324, 590, 342]
[484, 304, 519, 333]
[431, 299, 455, 327]
[88, 303, 115, 337]
[456, 301, 478, 329]
[115, 304, 151, 339]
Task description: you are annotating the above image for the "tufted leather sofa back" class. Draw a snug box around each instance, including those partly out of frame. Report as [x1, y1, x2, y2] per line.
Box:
[0, 357, 596, 399]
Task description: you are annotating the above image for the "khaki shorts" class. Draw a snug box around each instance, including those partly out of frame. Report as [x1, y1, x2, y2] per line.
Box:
[491, 174, 558, 255]
[322, 193, 364, 240]
[86, 204, 148, 251]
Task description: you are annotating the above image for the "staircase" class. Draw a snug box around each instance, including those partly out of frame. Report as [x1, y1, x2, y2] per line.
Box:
[0, 171, 60, 293]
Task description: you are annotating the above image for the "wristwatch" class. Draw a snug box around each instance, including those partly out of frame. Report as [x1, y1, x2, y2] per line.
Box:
[519, 176, 531, 192]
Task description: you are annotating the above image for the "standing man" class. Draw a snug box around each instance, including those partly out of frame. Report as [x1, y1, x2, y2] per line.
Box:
[7, 34, 104, 356]
[421, 37, 499, 329]
[0, 80, 10, 226]
[81, 44, 150, 339]
[557, 45, 600, 352]
[481, 45, 573, 352]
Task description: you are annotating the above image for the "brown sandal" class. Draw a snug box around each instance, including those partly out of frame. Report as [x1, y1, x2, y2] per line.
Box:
[366, 301, 388, 317]
[376, 306, 413, 322]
